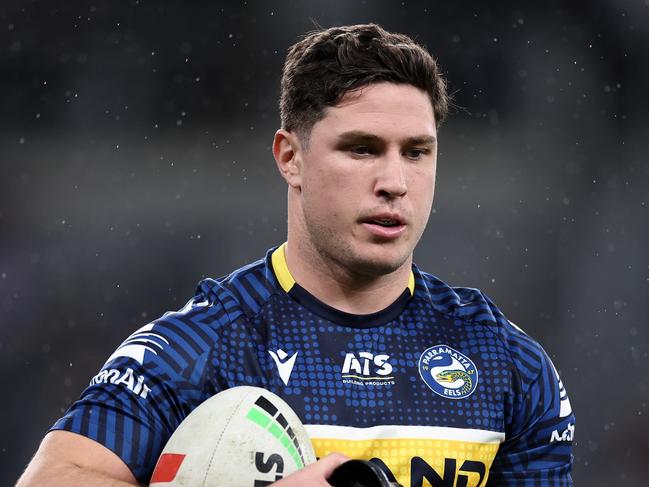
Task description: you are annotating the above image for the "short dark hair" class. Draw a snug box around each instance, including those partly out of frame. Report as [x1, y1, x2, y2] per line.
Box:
[280, 23, 449, 143]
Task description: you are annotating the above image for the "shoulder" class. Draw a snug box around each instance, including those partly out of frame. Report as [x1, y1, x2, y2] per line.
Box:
[413, 267, 552, 382]
[415, 265, 574, 425]
[193, 251, 280, 320]
[414, 266, 514, 329]
[102, 251, 280, 373]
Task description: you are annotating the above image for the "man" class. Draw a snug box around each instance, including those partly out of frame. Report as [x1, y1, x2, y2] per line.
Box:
[17, 24, 574, 486]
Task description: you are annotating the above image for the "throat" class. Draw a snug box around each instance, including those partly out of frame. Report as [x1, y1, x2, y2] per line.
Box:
[284, 244, 413, 315]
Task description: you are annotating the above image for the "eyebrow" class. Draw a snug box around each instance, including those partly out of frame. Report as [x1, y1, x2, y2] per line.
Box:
[335, 130, 437, 146]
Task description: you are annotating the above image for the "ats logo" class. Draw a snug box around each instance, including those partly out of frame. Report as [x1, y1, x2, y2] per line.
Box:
[341, 352, 394, 386]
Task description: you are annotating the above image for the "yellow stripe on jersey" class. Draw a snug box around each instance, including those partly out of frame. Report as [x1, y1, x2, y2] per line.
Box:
[407, 270, 415, 296]
[305, 425, 502, 487]
[271, 243, 416, 296]
[271, 243, 296, 292]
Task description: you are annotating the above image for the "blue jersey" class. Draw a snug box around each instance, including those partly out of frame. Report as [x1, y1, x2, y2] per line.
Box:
[52, 244, 574, 486]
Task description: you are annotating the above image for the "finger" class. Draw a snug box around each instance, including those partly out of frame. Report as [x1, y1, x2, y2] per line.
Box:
[311, 452, 350, 478]
[271, 453, 350, 487]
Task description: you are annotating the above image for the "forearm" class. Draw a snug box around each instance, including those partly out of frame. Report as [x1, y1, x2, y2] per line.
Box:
[16, 462, 139, 487]
[16, 431, 140, 487]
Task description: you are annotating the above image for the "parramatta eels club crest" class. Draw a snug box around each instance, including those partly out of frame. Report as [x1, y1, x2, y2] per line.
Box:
[418, 345, 478, 399]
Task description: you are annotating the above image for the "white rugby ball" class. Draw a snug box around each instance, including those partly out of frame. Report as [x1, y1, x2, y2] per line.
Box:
[150, 386, 316, 486]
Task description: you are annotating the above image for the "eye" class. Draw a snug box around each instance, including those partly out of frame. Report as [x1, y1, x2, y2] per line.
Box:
[349, 145, 373, 156]
[404, 148, 430, 160]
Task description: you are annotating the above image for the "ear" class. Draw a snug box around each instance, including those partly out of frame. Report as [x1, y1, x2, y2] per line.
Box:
[272, 129, 303, 189]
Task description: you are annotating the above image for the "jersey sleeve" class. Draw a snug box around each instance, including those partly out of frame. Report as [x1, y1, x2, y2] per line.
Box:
[49, 292, 230, 484]
[487, 325, 575, 486]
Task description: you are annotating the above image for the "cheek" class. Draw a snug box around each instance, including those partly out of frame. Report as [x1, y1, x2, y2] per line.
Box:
[409, 169, 435, 199]
[302, 174, 346, 220]
[304, 182, 360, 231]
[308, 164, 363, 200]
[409, 175, 436, 222]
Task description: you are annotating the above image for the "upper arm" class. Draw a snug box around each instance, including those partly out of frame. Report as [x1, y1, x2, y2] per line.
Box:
[16, 430, 138, 486]
[48, 297, 227, 483]
[488, 330, 575, 486]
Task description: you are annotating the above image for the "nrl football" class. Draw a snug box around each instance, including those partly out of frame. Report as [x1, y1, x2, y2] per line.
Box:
[149, 386, 316, 486]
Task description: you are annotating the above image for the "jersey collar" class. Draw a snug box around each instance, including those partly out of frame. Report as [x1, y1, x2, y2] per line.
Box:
[270, 243, 415, 328]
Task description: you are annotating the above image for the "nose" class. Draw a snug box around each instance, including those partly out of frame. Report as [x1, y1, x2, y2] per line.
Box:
[374, 151, 407, 198]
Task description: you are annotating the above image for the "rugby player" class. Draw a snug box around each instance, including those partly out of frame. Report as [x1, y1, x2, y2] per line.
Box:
[17, 24, 574, 486]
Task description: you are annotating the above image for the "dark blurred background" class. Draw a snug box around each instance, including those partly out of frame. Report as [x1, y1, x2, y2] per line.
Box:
[1, 0, 648, 485]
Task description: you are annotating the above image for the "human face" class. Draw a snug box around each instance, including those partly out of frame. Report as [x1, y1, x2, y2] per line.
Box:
[294, 82, 438, 277]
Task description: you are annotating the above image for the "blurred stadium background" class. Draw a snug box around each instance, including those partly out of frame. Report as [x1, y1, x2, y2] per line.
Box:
[1, 0, 648, 485]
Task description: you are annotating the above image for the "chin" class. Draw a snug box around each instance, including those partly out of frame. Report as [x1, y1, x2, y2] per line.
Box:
[347, 247, 410, 277]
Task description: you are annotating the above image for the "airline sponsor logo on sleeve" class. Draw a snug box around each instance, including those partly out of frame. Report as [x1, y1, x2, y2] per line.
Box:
[551, 422, 575, 443]
[90, 367, 152, 399]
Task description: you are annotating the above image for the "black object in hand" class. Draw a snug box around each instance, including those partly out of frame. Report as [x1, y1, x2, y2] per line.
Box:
[327, 459, 403, 487]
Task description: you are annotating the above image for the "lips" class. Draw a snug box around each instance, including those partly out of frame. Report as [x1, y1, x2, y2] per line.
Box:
[362, 212, 406, 226]
[367, 218, 401, 227]
[360, 212, 407, 239]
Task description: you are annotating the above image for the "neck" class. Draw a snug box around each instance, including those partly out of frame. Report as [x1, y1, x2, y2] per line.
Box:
[283, 240, 412, 315]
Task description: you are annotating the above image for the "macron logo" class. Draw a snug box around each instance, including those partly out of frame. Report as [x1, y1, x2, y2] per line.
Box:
[269, 349, 298, 386]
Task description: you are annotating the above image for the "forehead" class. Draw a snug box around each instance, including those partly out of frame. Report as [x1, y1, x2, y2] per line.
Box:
[312, 82, 437, 141]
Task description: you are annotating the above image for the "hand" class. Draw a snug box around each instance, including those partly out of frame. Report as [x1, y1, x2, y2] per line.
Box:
[271, 453, 349, 487]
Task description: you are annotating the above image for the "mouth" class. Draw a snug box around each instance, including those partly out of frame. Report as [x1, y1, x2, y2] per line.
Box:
[360, 213, 407, 239]
[362, 212, 406, 226]
[367, 218, 402, 227]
